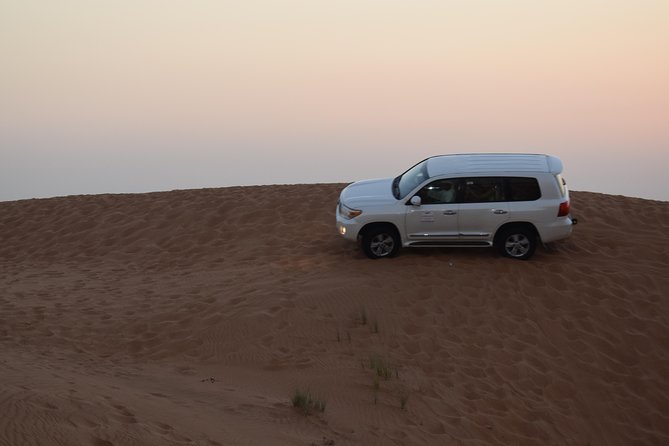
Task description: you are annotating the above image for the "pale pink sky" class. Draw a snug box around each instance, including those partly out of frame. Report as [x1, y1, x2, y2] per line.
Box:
[1, 0, 668, 201]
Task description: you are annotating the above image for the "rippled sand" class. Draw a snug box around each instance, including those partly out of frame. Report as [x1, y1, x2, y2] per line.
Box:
[1, 186, 668, 445]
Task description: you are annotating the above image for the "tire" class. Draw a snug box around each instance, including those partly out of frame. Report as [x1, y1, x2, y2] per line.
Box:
[496, 226, 537, 260]
[361, 226, 400, 259]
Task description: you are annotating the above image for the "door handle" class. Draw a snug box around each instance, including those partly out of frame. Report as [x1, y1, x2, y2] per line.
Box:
[443, 210, 457, 215]
[492, 209, 508, 214]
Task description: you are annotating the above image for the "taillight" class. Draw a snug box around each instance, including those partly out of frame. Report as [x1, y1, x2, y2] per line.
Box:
[558, 200, 570, 217]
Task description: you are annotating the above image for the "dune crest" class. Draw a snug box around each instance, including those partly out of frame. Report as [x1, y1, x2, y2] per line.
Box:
[1, 185, 668, 445]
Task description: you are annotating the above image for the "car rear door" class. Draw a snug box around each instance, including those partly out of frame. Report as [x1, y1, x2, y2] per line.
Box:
[457, 177, 509, 242]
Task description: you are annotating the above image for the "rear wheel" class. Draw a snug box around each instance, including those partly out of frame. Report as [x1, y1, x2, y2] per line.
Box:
[361, 226, 400, 259]
[496, 226, 537, 260]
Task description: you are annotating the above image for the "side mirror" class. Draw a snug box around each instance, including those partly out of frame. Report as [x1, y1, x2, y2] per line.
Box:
[410, 195, 421, 206]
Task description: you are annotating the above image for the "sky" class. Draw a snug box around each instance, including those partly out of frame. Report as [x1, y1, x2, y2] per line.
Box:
[1, 0, 668, 202]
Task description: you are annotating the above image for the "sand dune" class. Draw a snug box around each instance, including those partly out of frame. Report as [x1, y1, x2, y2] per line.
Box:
[1, 185, 668, 445]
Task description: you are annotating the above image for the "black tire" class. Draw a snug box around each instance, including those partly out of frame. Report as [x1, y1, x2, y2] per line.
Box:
[361, 226, 400, 259]
[496, 226, 537, 260]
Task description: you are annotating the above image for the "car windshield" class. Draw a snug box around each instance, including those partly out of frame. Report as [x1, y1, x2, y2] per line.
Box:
[393, 159, 430, 199]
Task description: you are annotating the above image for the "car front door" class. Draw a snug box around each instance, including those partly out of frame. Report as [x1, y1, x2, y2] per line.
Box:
[404, 179, 460, 242]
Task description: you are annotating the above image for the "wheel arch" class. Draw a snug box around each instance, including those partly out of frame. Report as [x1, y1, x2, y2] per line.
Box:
[493, 221, 540, 246]
[358, 222, 402, 243]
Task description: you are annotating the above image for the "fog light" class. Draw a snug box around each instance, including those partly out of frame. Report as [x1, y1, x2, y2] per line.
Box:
[339, 226, 346, 235]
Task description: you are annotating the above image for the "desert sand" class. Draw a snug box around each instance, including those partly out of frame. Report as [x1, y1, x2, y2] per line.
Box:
[1, 185, 668, 446]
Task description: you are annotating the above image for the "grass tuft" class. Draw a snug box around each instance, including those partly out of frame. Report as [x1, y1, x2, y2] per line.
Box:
[400, 392, 409, 410]
[369, 355, 393, 380]
[291, 389, 326, 415]
[372, 375, 380, 404]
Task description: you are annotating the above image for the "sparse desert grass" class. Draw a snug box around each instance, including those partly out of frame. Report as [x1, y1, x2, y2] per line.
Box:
[365, 355, 410, 408]
[291, 389, 326, 415]
[373, 375, 380, 404]
[369, 355, 394, 380]
[399, 391, 409, 410]
[359, 308, 367, 326]
[337, 327, 351, 344]
[355, 308, 381, 334]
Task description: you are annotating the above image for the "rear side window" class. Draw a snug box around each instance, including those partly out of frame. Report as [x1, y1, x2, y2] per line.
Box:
[506, 177, 541, 201]
[459, 177, 540, 203]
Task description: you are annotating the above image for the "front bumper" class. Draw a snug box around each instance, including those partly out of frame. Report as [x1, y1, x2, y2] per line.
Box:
[335, 206, 363, 242]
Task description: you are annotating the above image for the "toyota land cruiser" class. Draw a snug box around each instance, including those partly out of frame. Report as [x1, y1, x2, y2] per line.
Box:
[336, 153, 575, 260]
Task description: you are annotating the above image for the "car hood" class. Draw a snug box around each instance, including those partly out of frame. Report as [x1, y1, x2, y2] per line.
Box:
[339, 178, 397, 207]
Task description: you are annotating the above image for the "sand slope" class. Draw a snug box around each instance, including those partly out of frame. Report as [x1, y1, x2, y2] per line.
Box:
[1, 185, 668, 445]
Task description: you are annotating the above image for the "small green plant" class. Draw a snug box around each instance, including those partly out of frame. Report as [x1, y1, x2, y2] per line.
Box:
[315, 399, 326, 412]
[399, 392, 409, 410]
[291, 389, 326, 415]
[373, 375, 380, 405]
[369, 355, 392, 380]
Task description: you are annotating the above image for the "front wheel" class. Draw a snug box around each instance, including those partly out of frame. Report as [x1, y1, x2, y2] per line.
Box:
[361, 226, 400, 259]
[496, 227, 537, 260]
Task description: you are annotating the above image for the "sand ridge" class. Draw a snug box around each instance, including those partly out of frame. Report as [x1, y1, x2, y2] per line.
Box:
[1, 185, 668, 445]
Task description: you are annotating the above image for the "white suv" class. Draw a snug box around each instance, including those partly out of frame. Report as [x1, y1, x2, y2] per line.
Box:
[336, 153, 575, 260]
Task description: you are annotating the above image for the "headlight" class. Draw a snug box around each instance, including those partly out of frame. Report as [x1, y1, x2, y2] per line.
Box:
[339, 202, 362, 219]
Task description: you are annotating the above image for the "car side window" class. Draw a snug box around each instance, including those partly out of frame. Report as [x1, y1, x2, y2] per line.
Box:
[462, 177, 505, 203]
[506, 177, 541, 201]
[417, 179, 458, 204]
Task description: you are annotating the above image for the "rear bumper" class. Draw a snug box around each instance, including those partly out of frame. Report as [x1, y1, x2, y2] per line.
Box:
[539, 217, 574, 243]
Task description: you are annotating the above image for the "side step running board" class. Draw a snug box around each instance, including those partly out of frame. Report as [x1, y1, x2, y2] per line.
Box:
[408, 241, 491, 247]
